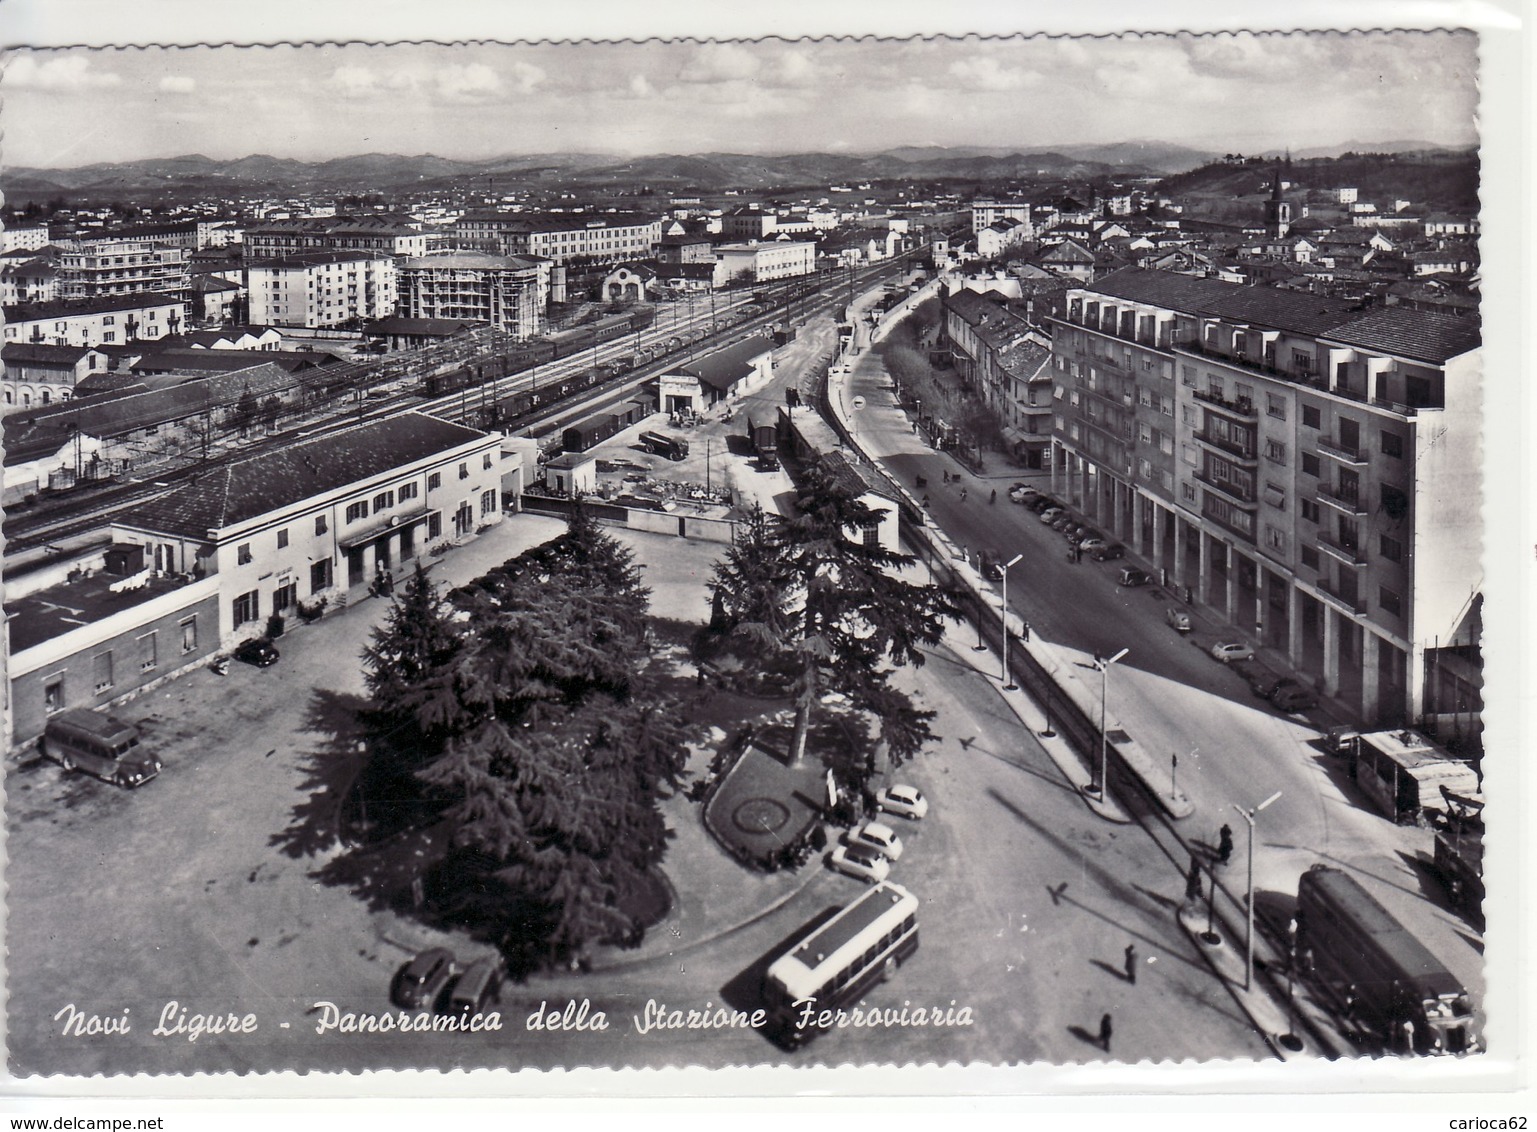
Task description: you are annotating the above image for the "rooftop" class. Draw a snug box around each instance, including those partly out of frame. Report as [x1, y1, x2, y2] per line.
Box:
[4, 293, 186, 322]
[115, 412, 491, 539]
[675, 335, 774, 391]
[400, 251, 544, 271]
[5, 568, 201, 654]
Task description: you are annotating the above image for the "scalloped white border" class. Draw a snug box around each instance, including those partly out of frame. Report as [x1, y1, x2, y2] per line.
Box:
[0, 0, 1529, 1116]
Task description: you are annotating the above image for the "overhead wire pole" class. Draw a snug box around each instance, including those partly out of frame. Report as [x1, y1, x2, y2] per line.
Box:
[1089, 648, 1129, 799]
[1234, 791, 1284, 991]
[1000, 553, 1023, 689]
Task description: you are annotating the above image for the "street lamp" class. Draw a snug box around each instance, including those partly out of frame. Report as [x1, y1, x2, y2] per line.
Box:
[1233, 790, 1283, 991]
[1087, 648, 1129, 799]
[1000, 553, 1023, 690]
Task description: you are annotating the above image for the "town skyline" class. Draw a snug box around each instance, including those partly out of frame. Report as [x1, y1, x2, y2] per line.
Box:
[0, 31, 1478, 169]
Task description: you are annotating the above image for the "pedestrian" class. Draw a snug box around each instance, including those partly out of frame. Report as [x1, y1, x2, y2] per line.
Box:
[384, 569, 394, 595]
[1217, 823, 1235, 865]
[1098, 1012, 1113, 1054]
[960, 487, 967, 502]
[1401, 1019, 1416, 1054]
[1124, 943, 1138, 984]
[1185, 856, 1203, 903]
[990, 488, 997, 505]
[922, 494, 930, 509]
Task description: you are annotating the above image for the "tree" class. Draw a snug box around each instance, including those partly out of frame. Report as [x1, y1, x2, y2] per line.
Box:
[360, 562, 466, 764]
[710, 463, 960, 775]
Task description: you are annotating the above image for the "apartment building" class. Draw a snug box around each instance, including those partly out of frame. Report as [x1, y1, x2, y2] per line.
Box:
[2, 293, 187, 349]
[110, 412, 505, 640]
[455, 211, 663, 266]
[1, 224, 51, 253]
[944, 290, 1055, 469]
[715, 240, 817, 283]
[397, 252, 549, 340]
[243, 217, 430, 260]
[970, 198, 1035, 239]
[1047, 268, 1481, 732]
[246, 251, 397, 328]
[1, 343, 108, 409]
[721, 208, 778, 240]
[56, 240, 191, 303]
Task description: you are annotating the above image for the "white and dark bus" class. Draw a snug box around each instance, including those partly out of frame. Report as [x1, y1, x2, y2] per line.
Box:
[763, 881, 918, 1047]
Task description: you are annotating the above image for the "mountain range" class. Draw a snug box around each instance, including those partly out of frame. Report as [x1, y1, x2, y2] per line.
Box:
[1, 140, 1471, 203]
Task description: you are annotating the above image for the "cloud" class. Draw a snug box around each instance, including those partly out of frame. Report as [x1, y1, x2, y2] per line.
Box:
[628, 73, 655, 98]
[2, 53, 121, 91]
[769, 49, 817, 88]
[158, 75, 196, 94]
[947, 56, 1039, 92]
[677, 43, 761, 84]
[327, 65, 382, 98]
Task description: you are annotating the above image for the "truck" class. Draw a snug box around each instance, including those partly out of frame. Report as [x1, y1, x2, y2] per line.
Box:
[639, 430, 689, 461]
[747, 415, 779, 470]
[1296, 864, 1479, 1054]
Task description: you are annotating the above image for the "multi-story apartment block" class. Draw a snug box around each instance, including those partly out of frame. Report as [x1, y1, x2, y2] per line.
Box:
[246, 251, 397, 328]
[1, 224, 51, 253]
[397, 252, 549, 340]
[1, 343, 109, 410]
[715, 240, 817, 283]
[970, 198, 1035, 240]
[243, 217, 429, 260]
[1048, 268, 1481, 733]
[721, 208, 778, 240]
[56, 240, 191, 303]
[943, 290, 1055, 469]
[2, 293, 186, 349]
[1, 257, 59, 306]
[67, 220, 221, 252]
[454, 211, 663, 266]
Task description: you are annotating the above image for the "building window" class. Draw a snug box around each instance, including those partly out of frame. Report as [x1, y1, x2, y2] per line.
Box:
[1181, 481, 1197, 503]
[483, 452, 494, 470]
[315, 514, 328, 536]
[398, 481, 419, 502]
[1379, 587, 1403, 617]
[1159, 433, 1174, 455]
[310, 558, 333, 594]
[274, 582, 298, 612]
[277, 529, 289, 550]
[480, 488, 498, 515]
[1300, 499, 1320, 523]
[93, 650, 114, 694]
[1266, 393, 1286, 419]
[373, 491, 394, 514]
[1300, 453, 1320, 477]
[1302, 405, 1321, 429]
[233, 590, 260, 627]
[44, 676, 65, 714]
[345, 501, 368, 523]
[1264, 440, 1287, 465]
[1265, 525, 1287, 552]
[428, 513, 443, 540]
[1181, 365, 1196, 388]
[1301, 545, 1320, 570]
[237, 542, 253, 565]
[1138, 422, 1152, 445]
[180, 617, 198, 654]
[138, 631, 158, 672]
[1381, 430, 1404, 458]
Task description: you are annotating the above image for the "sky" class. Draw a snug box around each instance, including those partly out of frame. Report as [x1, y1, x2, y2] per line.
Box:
[0, 31, 1480, 169]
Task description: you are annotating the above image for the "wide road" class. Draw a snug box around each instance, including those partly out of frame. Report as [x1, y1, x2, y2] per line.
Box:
[835, 301, 1485, 1037]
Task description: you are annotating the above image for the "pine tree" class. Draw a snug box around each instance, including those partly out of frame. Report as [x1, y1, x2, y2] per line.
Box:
[359, 561, 465, 766]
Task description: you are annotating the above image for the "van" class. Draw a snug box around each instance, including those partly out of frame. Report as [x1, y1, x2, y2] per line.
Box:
[42, 708, 162, 788]
[640, 431, 689, 461]
[448, 956, 504, 1018]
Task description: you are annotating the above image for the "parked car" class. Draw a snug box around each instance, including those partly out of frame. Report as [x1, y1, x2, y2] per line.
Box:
[1010, 486, 1039, 504]
[1118, 568, 1152, 587]
[1078, 537, 1108, 555]
[850, 819, 904, 861]
[1271, 685, 1319, 713]
[828, 843, 891, 884]
[878, 784, 930, 821]
[1031, 495, 1062, 513]
[980, 551, 1004, 581]
[234, 637, 280, 668]
[1247, 672, 1302, 699]
[1039, 507, 1064, 524]
[1164, 607, 1193, 633]
[1092, 542, 1126, 561]
[448, 956, 505, 1019]
[1066, 525, 1097, 543]
[392, 947, 456, 1010]
[1210, 642, 1256, 663]
[1321, 724, 1361, 754]
[1051, 514, 1076, 532]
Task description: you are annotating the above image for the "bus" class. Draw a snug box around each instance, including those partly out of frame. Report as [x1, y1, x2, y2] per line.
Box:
[1296, 865, 1479, 1054]
[763, 881, 918, 1047]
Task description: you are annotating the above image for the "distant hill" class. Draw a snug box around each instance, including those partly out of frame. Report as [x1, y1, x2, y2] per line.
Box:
[0, 142, 1462, 204]
[1158, 152, 1480, 214]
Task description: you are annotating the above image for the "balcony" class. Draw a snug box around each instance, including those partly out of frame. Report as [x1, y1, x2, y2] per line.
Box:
[1192, 387, 1258, 420]
[1317, 532, 1366, 566]
[1316, 437, 1368, 465]
[1316, 484, 1368, 516]
[1177, 339, 1327, 390]
[1316, 578, 1368, 615]
[1194, 431, 1258, 464]
[1193, 471, 1259, 509]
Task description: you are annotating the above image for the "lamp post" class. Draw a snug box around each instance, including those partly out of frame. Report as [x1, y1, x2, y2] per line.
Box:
[1000, 552, 1023, 690]
[1233, 790, 1283, 991]
[1088, 648, 1129, 799]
